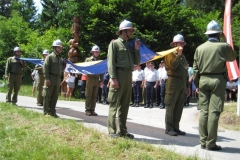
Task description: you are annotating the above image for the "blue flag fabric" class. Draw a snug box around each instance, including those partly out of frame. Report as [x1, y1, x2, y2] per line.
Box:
[19, 40, 156, 74]
[18, 58, 44, 66]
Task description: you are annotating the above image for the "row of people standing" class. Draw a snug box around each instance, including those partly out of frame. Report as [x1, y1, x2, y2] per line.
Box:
[131, 60, 168, 109]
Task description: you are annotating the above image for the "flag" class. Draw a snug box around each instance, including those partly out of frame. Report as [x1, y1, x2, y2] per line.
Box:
[224, 0, 240, 80]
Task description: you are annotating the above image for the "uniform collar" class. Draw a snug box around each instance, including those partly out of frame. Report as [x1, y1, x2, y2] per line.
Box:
[90, 56, 98, 61]
[208, 38, 219, 42]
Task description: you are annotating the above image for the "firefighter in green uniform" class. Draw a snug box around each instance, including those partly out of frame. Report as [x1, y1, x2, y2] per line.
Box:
[107, 20, 141, 139]
[35, 49, 49, 106]
[5, 47, 26, 105]
[85, 45, 103, 116]
[164, 34, 190, 136]
[193, 20, 236, 151]
[42, 39, 66, 118]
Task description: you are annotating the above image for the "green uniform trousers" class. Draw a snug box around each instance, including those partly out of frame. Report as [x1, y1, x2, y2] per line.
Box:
[85, 77, 99, 111]
[164, 77, 186, 131]
[107, 70, 132, 135]
[37, 73, 44, 104]
[198, 75, 226, 148]
[42, 76, 61, 115]
[6, 74, 22, 103]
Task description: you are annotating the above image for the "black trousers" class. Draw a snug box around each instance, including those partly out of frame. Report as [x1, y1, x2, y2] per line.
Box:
[146, 81, 155, 105]
[133, 81, 142, 103]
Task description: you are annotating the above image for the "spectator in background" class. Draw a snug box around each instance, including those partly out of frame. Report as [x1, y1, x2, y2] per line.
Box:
[158, 60, 168, 109]
[185, 61, 193, 106]
[132, 64, 145, 107]
[31, 69, 39, 96]
[80, 74, 87, 99]
[97, 78, 103, 103]
[63, 70, 77, 100]
[226, 80, 237, 102]
[144, 62, 159, 108]
[141, 62, 151, 106]
[102, 72, 110, 105]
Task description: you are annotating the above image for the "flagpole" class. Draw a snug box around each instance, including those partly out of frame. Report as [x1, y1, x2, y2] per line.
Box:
[238, 51, 240, 116]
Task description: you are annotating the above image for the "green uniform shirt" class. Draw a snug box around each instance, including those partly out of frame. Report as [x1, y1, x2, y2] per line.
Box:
[193, 38, 236, 87]
[43, 52, 65, 80]
[85, 56, 103, 82]
[5, 56, 26, 75]
[107, 37, 140, 78]
[164, 53, 188, 77]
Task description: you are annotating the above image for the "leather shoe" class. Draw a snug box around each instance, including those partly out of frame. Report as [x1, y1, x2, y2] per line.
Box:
[85, 111, 92, 116]
[91, 111, 98, 116]
[159, 105, 165, 109]
[165, 130, 178, 136]
[201, 145, 206, 149]
[144, 105, 150, 108]
[149, 104, 153, 108]
[174, 129, 186, 135]
[206, 145, 222, 151]
[120, 133, 134, 139]
[131, 103, 136, 107]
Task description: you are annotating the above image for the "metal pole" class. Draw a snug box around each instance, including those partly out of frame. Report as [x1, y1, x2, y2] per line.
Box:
[237, 48, 240, 116]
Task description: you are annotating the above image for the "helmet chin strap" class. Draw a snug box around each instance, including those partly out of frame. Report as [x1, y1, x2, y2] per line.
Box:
[54, 47, 60, 55]
[125, 30, 130, 40]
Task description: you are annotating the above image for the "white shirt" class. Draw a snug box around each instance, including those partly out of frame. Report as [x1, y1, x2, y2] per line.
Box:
[31, 70, 38, 81]
[158, 67, 168, 80]
[68, 74, 76, 83]
[132, 69, 145, 81]
[227, 81, 236, 89]
[145, 69, 159, 82]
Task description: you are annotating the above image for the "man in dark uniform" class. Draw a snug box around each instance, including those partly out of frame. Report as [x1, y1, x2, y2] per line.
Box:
[42, 39, 66, 117]
[193, 20, 236, 151]
[107, 20, 141, 139]
[5, 47, 26, 105]
[164, 34, 190, 136]
[35, 49, 49, 106]
[85, 45, 103, 116]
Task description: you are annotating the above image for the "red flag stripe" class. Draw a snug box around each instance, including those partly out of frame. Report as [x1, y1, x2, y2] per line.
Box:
[224, 0, 240, 80]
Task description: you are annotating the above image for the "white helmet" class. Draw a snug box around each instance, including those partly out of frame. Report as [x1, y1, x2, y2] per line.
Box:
[90, 45, 100, 53]
[116, 20, 135, 35]
[42, 49, 49, 55]
[204, 20, 222, 35]
[13, 47, 21, 52]
[52, 39, 62, 47]
[170, 34, 186, 47]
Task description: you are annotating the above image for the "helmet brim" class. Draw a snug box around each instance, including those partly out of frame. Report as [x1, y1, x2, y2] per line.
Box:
[170, 41, 186, 47]
[204, 30, 222, 34]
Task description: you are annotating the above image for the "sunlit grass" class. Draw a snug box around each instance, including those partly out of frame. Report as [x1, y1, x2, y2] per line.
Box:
[219, 102, 240, 131]
[0, 103, 199, 160]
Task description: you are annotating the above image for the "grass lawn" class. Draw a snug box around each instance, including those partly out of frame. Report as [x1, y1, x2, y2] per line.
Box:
[0, 103, 199, 160]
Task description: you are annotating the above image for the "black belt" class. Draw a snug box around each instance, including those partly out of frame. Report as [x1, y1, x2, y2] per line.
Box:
[133, 80, 142, 83]
[168, 75, 186, 79]
[201, 72, 224, 75]
[116, 67, 132, 73]
[10, 72, 22, 75]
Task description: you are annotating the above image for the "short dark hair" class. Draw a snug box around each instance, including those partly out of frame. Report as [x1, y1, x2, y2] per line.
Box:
[207, 33, 220, 38]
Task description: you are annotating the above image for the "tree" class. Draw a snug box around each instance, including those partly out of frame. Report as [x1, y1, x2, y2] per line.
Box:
[0, 0, 12, 17]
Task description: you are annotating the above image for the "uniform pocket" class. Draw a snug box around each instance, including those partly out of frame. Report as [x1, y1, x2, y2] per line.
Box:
[42, 86, 48, 97]
[108, 88, 118, 103]
[164, 90, 174, 106]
